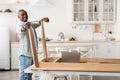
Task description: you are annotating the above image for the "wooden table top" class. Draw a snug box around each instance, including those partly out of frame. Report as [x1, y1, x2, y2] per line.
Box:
[28, 58, 120, 72]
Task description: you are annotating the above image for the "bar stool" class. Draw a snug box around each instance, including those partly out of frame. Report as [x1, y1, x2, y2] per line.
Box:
[50, 47, 72, 57]
[52, 47, 72, 80]
[37, 48, 44, 60]
[54, 75, 67, 80]
[77, 44, 96, 58]
[56, 47, 72, 54]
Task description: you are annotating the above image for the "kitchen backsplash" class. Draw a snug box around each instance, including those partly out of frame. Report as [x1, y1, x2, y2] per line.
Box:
[66, 24, 115, 41]
[14, 24, 115, 42]
[69, 25, 94, 41]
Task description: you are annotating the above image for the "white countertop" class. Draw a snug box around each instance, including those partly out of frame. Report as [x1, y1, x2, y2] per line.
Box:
[11, 40, 120, 44]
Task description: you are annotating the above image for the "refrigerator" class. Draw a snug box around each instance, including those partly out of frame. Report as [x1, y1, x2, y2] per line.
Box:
[0, 27, 10, 70]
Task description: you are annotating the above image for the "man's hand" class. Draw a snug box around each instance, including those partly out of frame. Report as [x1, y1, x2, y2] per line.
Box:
[24, 22, 30, 29]
[21, 22, 30, 32]
[41, 17, 49, 22]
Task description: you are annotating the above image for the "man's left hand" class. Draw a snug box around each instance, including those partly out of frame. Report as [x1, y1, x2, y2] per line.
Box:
[41, 17, 49, 22]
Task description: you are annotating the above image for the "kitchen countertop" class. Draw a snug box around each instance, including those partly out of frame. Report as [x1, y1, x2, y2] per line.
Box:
[47, 40, 119, 43]
[11, 40, 120, 44]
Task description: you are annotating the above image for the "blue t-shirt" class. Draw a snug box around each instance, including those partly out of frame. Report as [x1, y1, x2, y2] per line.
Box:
[16, 21, 40, 57]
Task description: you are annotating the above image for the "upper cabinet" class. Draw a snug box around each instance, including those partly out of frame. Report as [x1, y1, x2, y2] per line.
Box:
[73, 0, 116, 24]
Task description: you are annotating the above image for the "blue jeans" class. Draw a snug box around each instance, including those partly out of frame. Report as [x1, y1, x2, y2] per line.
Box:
[19, 55, 33, 80]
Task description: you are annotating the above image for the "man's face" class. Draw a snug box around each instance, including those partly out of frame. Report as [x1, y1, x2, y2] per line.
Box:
[18, 11, 28, 22]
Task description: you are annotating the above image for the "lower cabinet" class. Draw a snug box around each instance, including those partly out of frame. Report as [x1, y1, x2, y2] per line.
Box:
[11, 43, 19, 70]
[93, 76, 120, 80]
[78, 75, 120, 80]
[95, 42, 120, 58]
[108, 42, 120, 58]
[11, 41, 120, 69]
[95, 42, 109, 58]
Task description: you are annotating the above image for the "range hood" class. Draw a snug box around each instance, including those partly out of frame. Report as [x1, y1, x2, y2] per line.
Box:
[0, 0, 27, 4]
[0, 0, 52, 6]
[29, 0, 52, 6]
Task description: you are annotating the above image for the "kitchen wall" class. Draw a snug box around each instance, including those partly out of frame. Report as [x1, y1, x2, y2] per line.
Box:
[114, 0, 120, 40]
[0, 0, 119, 42]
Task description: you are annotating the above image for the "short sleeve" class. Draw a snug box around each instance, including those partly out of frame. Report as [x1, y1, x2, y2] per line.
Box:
[30, 22, 41, 29]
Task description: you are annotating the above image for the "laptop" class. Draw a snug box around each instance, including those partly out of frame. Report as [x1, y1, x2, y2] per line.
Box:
[60, 51, 80, 63]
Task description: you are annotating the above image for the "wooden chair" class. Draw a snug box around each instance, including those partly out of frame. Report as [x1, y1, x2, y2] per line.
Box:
[28, 19, 49, 67]
[28, 19, 69, 80]
[28, 26, 39, 67]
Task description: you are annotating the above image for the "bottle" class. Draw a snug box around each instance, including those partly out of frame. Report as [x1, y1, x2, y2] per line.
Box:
[95, 5, 97, 12]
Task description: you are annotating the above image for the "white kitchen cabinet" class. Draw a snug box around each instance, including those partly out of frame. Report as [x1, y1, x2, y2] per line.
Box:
[10, 41, 120, 70]
[73, 0, 116, 24]
[95, 42, 120, 58]
[95, 42, 109, 58]
[108, 42, 120, 58]
[11, 43, 19, 69]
